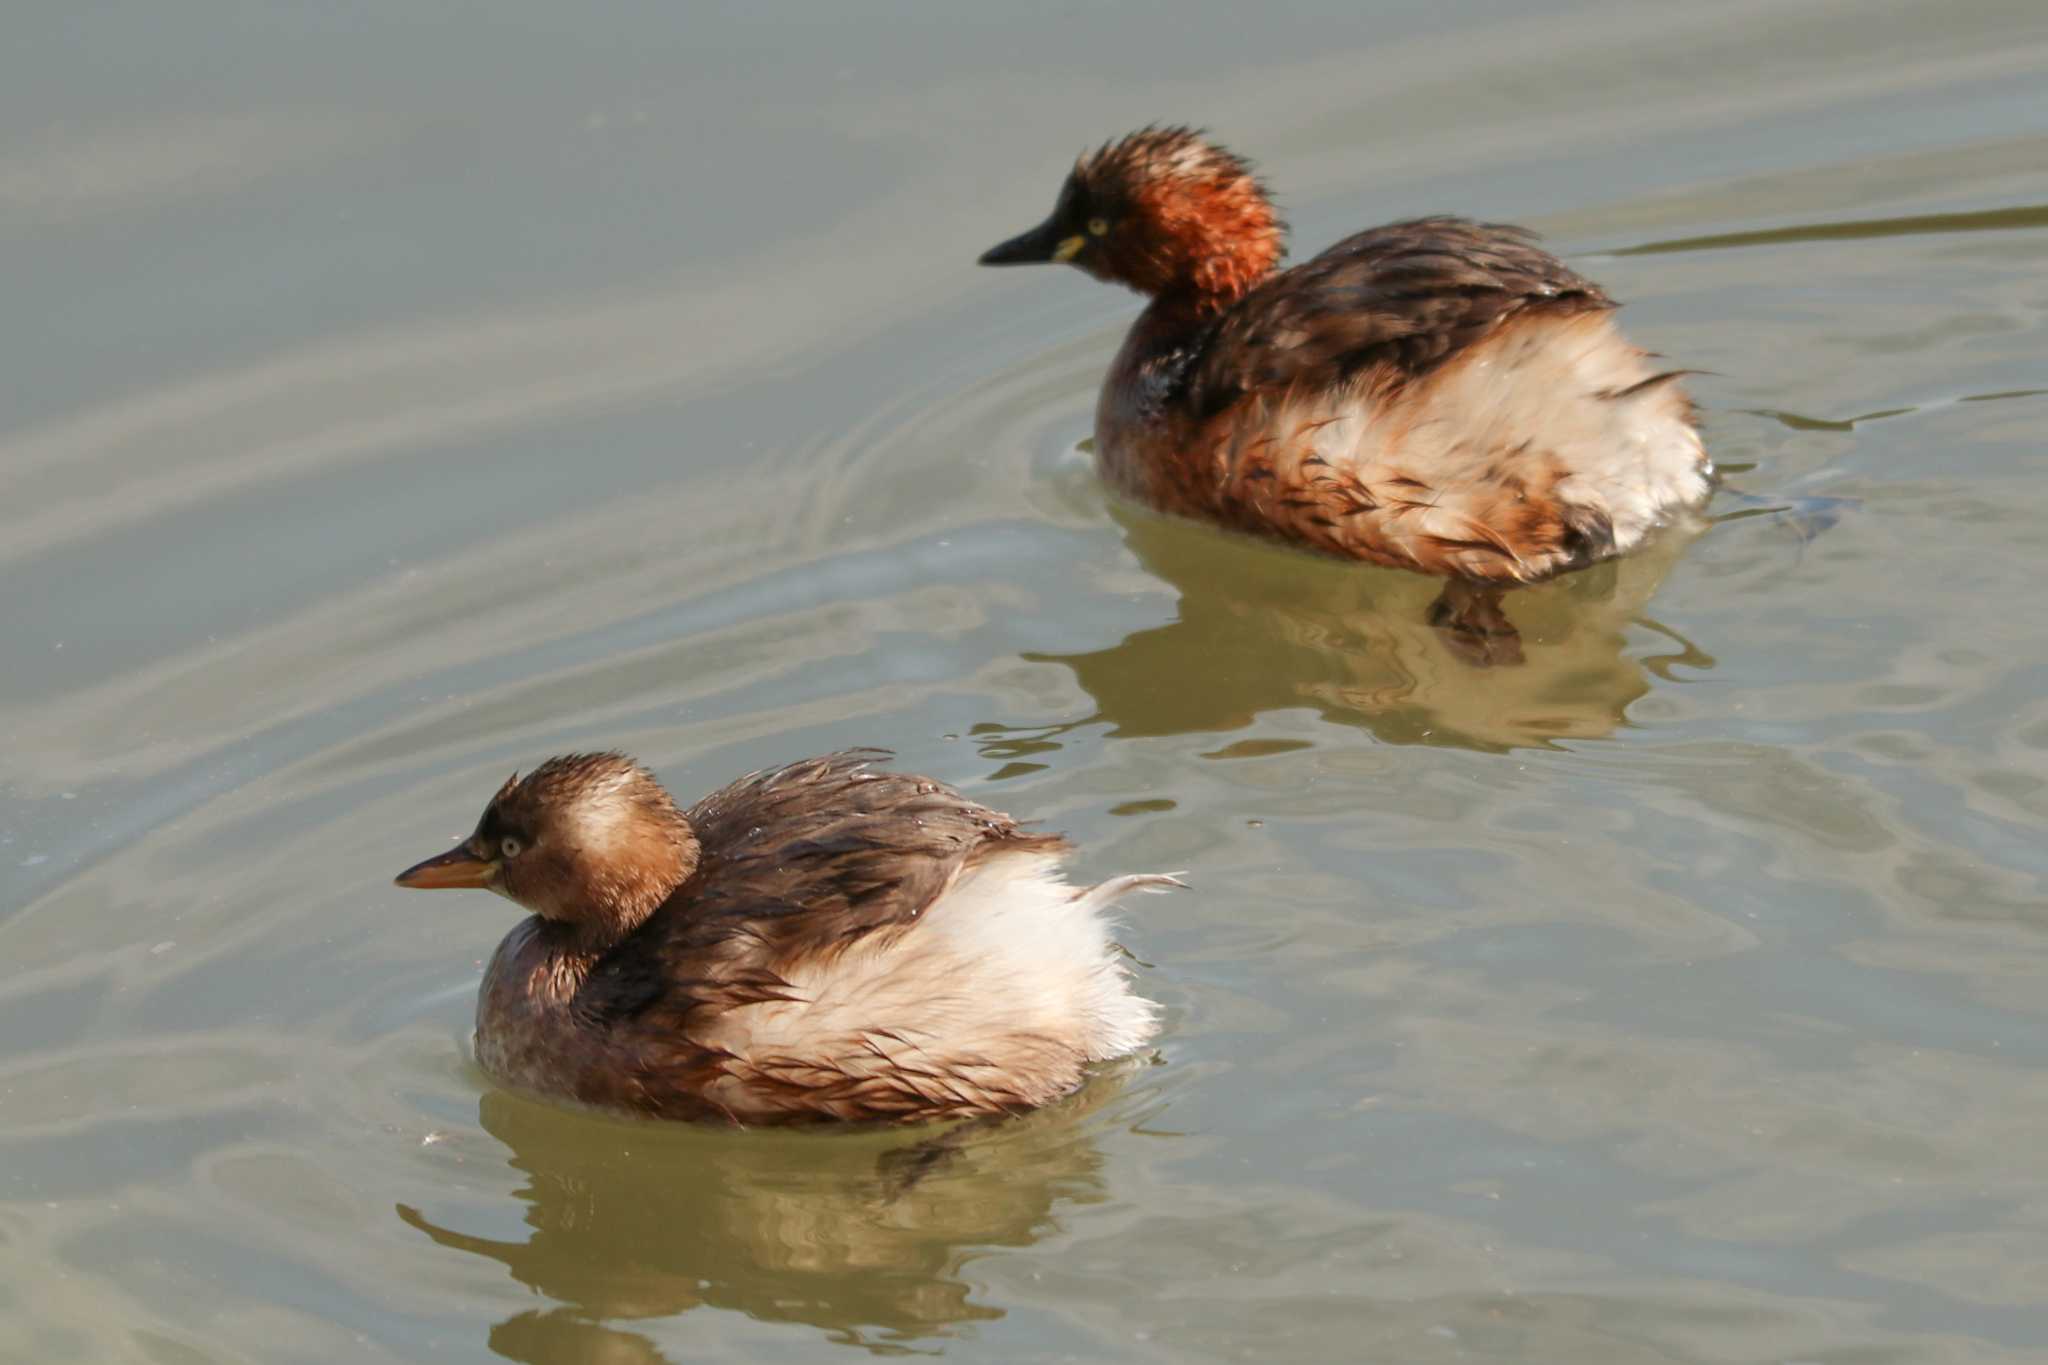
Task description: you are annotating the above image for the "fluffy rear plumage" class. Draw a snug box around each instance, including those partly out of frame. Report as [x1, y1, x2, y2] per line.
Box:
[1176, 309, 1711, 581]
[692, 850, 1173, 1122]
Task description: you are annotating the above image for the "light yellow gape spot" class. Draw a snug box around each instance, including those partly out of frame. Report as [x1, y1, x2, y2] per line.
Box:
[1053, 235, 1086, 262]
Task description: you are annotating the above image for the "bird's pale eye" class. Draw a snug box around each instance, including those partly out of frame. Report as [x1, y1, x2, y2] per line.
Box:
[1088, 216, 1109, 236]
[500, 836, 524, 859]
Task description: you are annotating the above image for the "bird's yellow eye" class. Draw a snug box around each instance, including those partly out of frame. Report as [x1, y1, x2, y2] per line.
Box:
[500, 836, 523, 859]
[1088, 217, 1109, 236]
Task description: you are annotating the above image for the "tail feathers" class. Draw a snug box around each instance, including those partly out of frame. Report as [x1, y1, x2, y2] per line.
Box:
[1070, 873, 1180, 1058]
[1603, 368, 1709, 401]
[1072, 872, 1188, 914]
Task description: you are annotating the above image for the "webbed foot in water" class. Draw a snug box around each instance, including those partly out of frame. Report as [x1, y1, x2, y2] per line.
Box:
[1712, 487, 1860, 544]
[1428, 580, 1526, 668]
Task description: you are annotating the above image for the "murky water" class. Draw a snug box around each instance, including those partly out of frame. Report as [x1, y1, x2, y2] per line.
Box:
[5, 2, 2048, 1361]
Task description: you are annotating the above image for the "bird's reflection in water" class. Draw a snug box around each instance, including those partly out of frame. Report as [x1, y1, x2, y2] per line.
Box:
[399, 1079, 1135, 1361]
[1024, 507, 1713, 753]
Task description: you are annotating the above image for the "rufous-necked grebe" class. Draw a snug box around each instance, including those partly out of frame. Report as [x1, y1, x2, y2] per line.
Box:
[395, 750, 1175, 1123]
[980, 126, 1712, 661]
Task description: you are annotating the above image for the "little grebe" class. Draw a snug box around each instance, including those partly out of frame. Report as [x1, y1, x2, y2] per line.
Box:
[980, 127, 1712, 652]
[394, 750, 1173, 1123]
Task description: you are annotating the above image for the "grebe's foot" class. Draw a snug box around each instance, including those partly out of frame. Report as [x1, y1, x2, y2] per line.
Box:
[1712, 487, 1860, 544]
[876, 1114, 1007, 1198]
[1428, 581, 1525, 668]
